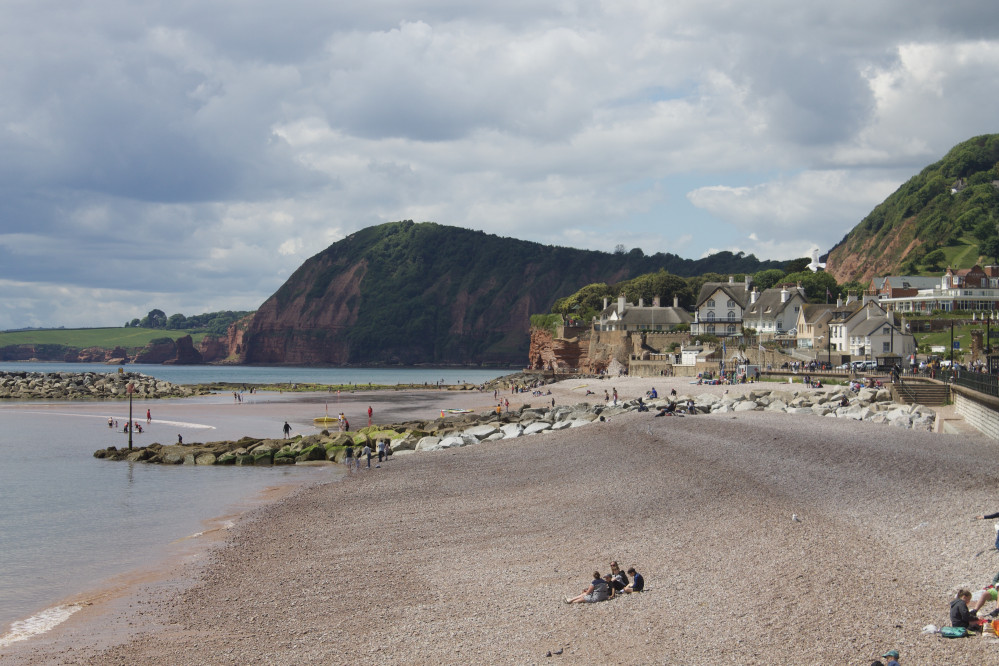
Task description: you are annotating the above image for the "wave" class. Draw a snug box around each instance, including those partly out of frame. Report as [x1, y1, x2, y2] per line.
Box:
[13, 411, 216, 430]
[0, 604, 82, 647]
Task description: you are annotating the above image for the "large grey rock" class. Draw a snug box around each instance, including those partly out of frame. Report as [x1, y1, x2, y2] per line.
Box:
[415, 436, 443, 451]
[733, 400, 758, 412]
[523, 422, 552, 435]
[464, 424, 499, 439]
[500, 423, 524, 439]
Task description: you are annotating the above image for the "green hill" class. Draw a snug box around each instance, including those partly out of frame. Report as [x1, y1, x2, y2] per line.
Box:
[242, 221, 790, 365]
[827, 134, 999, 282]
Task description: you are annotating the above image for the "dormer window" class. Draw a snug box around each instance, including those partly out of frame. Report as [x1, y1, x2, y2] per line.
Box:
[707, 299, 715, 308]
[727, 299, 735, 308]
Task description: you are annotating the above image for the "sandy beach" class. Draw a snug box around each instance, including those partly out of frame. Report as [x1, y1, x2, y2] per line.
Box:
[5, 375, 999, 664]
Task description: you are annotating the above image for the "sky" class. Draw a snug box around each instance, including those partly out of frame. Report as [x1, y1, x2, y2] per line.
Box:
[3, 1, 999, 329]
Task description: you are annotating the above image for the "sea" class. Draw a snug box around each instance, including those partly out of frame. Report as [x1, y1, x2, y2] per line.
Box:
[0, 363, 510, 647]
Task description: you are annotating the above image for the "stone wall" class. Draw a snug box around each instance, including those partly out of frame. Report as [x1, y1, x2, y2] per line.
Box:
[954, 389, 999, 439]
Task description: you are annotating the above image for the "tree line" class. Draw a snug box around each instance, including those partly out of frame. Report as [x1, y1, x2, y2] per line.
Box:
[124, 309, 253, 336]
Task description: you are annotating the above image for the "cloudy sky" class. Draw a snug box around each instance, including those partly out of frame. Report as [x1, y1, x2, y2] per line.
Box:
[3, 1, 998, 329]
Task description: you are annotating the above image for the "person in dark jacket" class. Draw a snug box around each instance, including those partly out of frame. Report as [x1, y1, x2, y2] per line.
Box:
[974, 511, 999, 550]
[951, 589, 982, 630]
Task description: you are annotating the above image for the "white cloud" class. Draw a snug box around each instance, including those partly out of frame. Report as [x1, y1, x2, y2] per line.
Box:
[2, 1, 999, 327]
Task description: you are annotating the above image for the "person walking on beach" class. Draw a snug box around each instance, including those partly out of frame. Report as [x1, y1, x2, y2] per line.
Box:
[613, 388, 618, 405]
[344, 445, 354, 472]
[283, 421, 292, 438]
[362, 443, 372, 468]
[973, 511, 999, 550]
[377, 440, 385, 463]
[367, 405, 373, 424]
[146, 409, 151, 423]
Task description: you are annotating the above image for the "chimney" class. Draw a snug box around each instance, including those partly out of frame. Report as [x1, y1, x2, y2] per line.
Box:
[638, 297, 644, 307]
[745, 275, 752, 290]
[618, 294, 626, 314]
[673, 295, 679, 308]
[780, 286, 789, 303]
[750, 289, 759, 304]
[603, 297, 608, 310]
[846, 291, 856, 305]
[728, 276, 734, 284]
[837, 295, 843, 307]
[653, 296, 660, 307]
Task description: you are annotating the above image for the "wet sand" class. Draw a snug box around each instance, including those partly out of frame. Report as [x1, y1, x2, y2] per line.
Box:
[5, 377, 999, 664]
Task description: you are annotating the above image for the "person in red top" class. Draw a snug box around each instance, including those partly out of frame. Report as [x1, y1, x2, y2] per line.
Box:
[146, 409, 151, 423]
[367, 405, 373, 423]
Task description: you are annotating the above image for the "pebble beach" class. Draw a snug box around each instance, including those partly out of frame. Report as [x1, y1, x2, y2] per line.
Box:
[5, 375, 999, 665]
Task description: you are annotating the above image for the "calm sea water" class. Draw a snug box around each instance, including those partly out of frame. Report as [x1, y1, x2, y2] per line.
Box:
[0, 363, 513, 387]
[0, 365, 510, 645]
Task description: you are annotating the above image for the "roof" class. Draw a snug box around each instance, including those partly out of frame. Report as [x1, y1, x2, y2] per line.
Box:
[881, 276, 939, 291]
[600, 302, 692, 326]
[798, 303, 835, 324]
[850, 316, 897, 337]
[696, 282, 750, 308]
[745, 287, 805, 318]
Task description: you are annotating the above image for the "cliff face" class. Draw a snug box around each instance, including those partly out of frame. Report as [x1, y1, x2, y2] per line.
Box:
[528, 328, 590, 371]
[199, 317, 251, 363]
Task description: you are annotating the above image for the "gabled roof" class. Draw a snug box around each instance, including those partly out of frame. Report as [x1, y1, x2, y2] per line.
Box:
[745, 287, 805, 318]
[798, 303, 835, 324]
[827, 300, 866, 323]
[599, 302, 692, 326]
[881, 276, 939, 290]
[696, 282, 749, 308]
[850, 316, 898, 337]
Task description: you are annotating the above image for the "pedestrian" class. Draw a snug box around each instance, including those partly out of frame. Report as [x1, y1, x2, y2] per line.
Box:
[504, 398, 509, 412]
[363, 443, 372, 468]
[146, 409, 151, 423]
[344, 444, 354, 472]
[367, 405, 373, 423]
[613, 388, 618, 405]
[973, 511, 999, 550]
[283, 421, 292, 438]
[377, 439, 385, 463]
[177, 434, 183, 444]
[107, 417, 113, 428]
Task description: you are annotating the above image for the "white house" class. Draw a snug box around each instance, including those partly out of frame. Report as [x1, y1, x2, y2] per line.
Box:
[691, 276, 752, 337]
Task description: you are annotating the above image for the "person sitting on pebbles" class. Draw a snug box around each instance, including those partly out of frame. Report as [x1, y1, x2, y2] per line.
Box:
[623, 567, 644, 593]
[565, 571, 610, 604]
[951, 588, 984, 631]
[609, 561, 629, 592]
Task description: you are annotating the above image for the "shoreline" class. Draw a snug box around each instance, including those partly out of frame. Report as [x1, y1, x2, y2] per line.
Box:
[4, 377, 994, 664]
[0, 469, 331, 655]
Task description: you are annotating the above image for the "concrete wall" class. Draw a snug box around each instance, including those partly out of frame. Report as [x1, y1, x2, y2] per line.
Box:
[954, 387, 999, 439]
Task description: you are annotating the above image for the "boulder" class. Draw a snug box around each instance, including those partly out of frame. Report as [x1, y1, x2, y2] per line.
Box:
[733, 400, 758, 412]
[500, 423, 524, 439]
[523, 422, 552, 435]
[464, 424, 499, 439]
[195, 453, 217, 465]
[415, 436, 443, 452]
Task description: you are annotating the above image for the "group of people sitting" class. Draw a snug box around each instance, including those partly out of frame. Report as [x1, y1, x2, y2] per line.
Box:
[950, 580, 999, 632]
[565, 562, 644, 604]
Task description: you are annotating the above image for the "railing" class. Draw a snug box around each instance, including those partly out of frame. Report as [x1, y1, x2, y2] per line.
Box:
[893, 377, 920, 403]
[953, 368, 999, 398]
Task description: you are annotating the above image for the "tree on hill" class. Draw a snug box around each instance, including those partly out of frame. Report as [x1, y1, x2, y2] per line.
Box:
[139, 309, 167, 328]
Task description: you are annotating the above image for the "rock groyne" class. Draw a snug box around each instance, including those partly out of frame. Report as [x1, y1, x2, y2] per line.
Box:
[93, 385, 934, 465]
[0, 371, 209, 400]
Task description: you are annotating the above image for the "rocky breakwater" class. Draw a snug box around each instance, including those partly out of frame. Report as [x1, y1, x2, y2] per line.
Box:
[0, 371, 208, 400]
[93, 384, 935, 465]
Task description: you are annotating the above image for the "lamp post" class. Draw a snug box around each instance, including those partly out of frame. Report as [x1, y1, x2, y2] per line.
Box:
[127, 381, 134, 450]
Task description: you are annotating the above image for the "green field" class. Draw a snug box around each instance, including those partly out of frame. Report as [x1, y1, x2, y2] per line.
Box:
[0, 327, 208, 350]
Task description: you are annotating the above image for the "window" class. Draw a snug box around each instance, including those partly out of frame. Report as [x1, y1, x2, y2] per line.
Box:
[707, 324, 715, 334]
[882, 342, 891, 352]
[727, 324, 736, 334]
[707, 299, 715, 307]
[727, 299, 735, 308]
[707, 311, 715, 321]
[727, 310, 735, 321]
